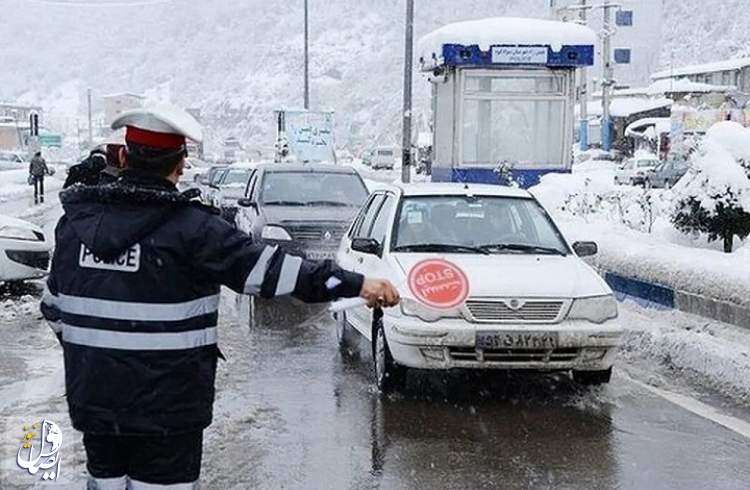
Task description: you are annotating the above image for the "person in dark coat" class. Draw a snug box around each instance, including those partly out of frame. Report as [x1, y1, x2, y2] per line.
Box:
[41, 104, 399, 490]
[64, 132, 126, 188]
[63, 149, 107, 188]
[28, 151, 49, 204]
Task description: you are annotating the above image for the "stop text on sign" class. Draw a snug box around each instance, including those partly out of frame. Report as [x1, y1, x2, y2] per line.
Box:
[407, 259, 469, 310]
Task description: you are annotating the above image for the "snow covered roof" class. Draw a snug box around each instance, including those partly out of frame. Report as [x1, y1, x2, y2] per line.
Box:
[581, 97, 672, 118]
[647, 78, 735, 95]
[417, 17, 595, 63]
[102, 92, 146, 99]
[625, 117, 671, 137]
[651, 57, 750, 80]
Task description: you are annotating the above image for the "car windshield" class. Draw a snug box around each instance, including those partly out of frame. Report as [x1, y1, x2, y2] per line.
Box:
[637, 160, 658, 167]
[222, 170, 251, 185]
[260, 171, 368, 207]
[392, 195, 569, 255]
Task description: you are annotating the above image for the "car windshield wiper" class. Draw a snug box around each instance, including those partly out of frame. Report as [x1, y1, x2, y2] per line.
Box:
[304, 200, 351, 207]
[262, 200, 307, 206]
[477, 243, 566, 255]
[392, 243, 490, 255]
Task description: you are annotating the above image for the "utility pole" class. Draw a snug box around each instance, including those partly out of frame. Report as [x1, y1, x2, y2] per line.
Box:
[601, 0, 614, 151]
[87, 88, 93, 145]
[304, 0, 310, 110]
[578, 0, 589, 150]
[401, 0, 414, 183]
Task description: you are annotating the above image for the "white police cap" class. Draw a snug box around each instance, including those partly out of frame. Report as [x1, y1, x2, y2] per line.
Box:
[111, 103, 203, 150]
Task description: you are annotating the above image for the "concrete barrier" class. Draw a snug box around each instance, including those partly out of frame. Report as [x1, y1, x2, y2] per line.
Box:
[601, 271, 750, 329]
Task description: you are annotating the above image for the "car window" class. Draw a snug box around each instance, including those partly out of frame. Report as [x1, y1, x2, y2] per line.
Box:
[392, 195, 569, 254]
[368, 195, 396, 245]
[349, 194, 378, 238]
[354, 194, 385, 238]
[260, 171, 368, 207]
[222, 169, 251, 186]
[638, 160, 657, 168]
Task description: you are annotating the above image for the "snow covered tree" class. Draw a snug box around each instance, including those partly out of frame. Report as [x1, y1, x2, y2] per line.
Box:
[671, 122, 750, 253]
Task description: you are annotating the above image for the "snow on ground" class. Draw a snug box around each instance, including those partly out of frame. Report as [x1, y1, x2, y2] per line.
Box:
[0, 169, 64, 205]
[619, 301, 750, 405]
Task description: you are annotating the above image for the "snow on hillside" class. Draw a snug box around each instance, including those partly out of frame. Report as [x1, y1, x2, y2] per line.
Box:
[2, 0, 749, 152]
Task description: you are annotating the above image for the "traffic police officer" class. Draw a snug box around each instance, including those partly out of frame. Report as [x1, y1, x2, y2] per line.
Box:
[41, 104, 399, 489]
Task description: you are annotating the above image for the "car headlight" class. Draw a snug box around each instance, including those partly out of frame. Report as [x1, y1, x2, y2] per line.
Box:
[261, 225, 292, 241]
[567, 295, 618, 324]
[400, 298, 461, 323]
[0, 225, 42, 241]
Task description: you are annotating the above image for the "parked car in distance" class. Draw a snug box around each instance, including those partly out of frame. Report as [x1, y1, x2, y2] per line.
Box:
[614, 157, 660, 186]
[335, 183, 623, 393]
[361, 150, 373, 167]
[236, 163, 369, 260]
[645, 160, 690, 189]
[372, 147, 396, 170]
[0, 151, 28, 169]
[0, 214, 51, 283]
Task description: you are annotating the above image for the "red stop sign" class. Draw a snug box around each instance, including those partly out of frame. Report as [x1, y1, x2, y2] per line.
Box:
[407, 259, 470, 310]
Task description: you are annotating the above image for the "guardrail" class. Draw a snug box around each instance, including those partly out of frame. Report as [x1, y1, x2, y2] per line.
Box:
[601, 271, 750, 329]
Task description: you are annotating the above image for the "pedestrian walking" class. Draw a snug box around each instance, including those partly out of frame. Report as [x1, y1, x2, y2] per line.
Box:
[41, 104, 399, 490]
[29, 151, 49, 204]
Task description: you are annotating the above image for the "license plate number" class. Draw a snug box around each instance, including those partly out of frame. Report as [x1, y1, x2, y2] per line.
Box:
[476, 331, 559, 350]
[306, 250, 336, 260]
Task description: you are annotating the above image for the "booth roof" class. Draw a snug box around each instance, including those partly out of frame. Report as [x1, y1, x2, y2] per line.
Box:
[417, 17, 596, 63]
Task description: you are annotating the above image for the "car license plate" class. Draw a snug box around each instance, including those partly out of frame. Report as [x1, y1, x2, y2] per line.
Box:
[305, 250, 336, 260]
[476, 331, 559, 350]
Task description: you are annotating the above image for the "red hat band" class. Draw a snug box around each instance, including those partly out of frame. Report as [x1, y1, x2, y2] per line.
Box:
[126, 126, 186, 150]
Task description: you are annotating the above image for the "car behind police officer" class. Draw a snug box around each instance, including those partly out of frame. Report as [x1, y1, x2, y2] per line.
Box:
[41, 104, 399, 490]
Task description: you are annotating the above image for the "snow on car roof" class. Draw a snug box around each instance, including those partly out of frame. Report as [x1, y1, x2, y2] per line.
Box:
[392, 182, 532, 198]
[418, 17, 596, 62]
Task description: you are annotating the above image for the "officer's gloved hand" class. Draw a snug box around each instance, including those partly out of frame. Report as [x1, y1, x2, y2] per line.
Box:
[360, 278, 400, 308]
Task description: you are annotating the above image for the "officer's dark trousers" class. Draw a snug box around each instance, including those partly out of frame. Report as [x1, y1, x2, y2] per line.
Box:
[33, 176, 44, 204]
[84, 431, 203, 489]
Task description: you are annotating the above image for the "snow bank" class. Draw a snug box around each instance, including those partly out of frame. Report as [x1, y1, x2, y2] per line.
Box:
[418, 17, 595, 63]
[558, 219, 750, 307]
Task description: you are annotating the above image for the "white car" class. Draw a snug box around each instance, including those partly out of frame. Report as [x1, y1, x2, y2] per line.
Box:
[335, 183, 623, 392]
[0, 215, 51, 282]
[614, 157, 660, 186]
[371, 147, 396, 170]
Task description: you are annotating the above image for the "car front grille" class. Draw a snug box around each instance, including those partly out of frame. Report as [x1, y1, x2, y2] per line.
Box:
[286, 223, 348, 243]
[449, 347, 580, 363]
[465, 300, 565, 323]
[6, 250, 50, 270]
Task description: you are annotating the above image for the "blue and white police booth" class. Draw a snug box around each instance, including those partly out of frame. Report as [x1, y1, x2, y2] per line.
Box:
[417, 17, 595, 187]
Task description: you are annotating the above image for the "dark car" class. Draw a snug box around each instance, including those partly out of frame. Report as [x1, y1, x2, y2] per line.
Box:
[645, 160, 690, 189]
[236, 163, 369, 260]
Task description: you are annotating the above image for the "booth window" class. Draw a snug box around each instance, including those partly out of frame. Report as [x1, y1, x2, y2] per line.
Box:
[461, 71, 567, 169]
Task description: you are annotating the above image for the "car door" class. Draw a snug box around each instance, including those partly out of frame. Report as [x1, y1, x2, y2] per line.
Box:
[343, 193, 386, 336]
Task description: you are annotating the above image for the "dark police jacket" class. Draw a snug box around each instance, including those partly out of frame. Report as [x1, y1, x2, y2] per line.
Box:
[41, 170, 363, 435]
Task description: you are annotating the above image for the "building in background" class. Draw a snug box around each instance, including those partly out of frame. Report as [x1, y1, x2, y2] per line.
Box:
[0, 102, 42, 125]
[102, 92, 145, 126]
[556, 0, 663, 91]
[651, 58, 750, 95]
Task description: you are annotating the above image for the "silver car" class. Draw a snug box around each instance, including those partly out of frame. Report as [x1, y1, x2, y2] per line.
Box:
[645, 160, 689, 189]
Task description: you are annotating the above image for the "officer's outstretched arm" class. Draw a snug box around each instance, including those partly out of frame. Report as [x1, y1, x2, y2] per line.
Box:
[193, 215, 364, 303]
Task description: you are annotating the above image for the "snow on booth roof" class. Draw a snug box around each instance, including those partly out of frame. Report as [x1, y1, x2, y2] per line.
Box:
[417, 17, 596, 71]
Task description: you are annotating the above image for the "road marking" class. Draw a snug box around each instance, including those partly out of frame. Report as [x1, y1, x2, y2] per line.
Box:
[628, 377, 750, 440]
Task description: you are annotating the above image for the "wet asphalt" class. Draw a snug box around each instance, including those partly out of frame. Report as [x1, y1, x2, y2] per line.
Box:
[199, 295, 750, 490]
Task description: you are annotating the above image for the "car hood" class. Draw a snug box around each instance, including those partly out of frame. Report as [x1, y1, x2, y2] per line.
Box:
[0, 214, 44, 235]
[263, 205, 360, 224]
[392, 253, 610, 299]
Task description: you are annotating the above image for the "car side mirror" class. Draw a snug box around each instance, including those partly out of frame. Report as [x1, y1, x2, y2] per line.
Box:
[351, 237, 381, 255]
[237, 198, 256, 208]
[572, 241, 598, 257]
